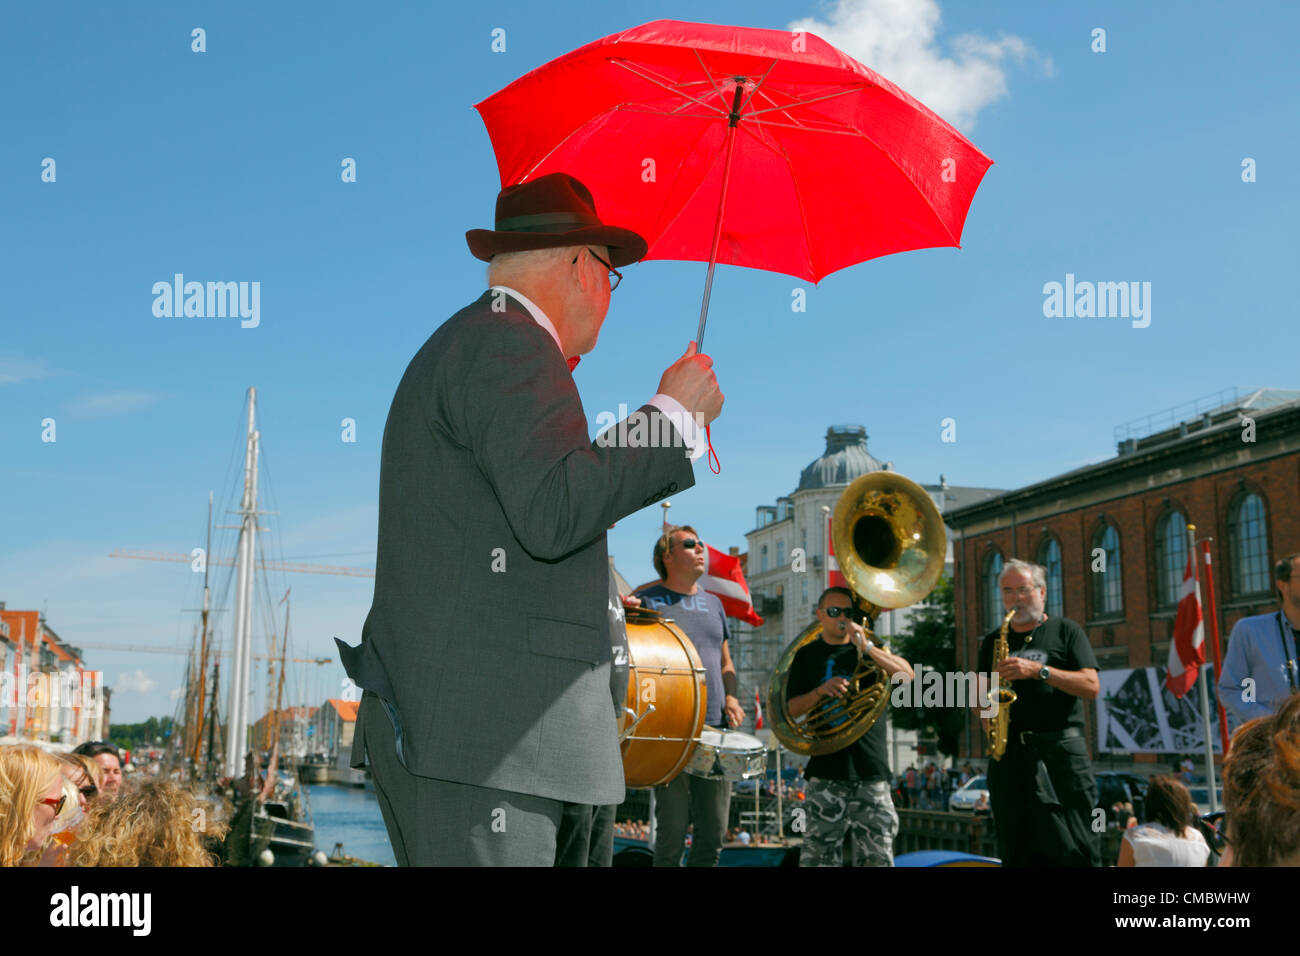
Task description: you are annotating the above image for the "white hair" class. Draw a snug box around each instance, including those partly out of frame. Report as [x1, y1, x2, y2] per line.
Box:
[486, 245, 587, 287]
[999, 558, 1046, 590]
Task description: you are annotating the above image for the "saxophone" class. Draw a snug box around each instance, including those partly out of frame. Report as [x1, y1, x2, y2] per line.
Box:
[985, 608, 1019, 761]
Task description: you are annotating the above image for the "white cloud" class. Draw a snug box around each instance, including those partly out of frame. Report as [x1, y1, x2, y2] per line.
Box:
[168, 686, 184, 702]
[789, 0, 1047, 131]
[0, 353, 57, 385]
[65, 390, 165, 420]
[115, 669, 157, 694]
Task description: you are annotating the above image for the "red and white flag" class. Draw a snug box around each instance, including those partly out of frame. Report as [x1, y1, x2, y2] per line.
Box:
[1166, 551, 1205, 698]
[826, 513, 847, 591]
[703, 544, 764, 627]
[754, 688, 764, 729]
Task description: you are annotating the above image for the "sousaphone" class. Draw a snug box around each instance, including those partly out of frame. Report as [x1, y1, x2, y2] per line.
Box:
[768, 472, 946, 756]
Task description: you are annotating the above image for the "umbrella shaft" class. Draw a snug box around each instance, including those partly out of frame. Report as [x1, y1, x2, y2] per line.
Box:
[696, 118, 741, 351]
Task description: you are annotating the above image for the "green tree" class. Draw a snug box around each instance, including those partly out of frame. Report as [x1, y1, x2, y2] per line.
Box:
[891, 575, 967, 757]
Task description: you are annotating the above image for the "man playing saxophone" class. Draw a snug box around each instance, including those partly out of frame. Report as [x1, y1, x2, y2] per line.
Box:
[976, 559, 1101, 867]
[786, 586, 915, 866]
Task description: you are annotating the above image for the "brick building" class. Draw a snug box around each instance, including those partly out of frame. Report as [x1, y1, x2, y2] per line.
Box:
[947, 388, 1300, 764]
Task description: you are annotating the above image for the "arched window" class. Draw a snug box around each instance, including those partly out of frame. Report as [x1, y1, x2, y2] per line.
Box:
[1092, 524, 1123, 616]
[1229, 492, 1270, 595]
[1038, 537, 1064, 619]
[1154, 511, 1188, 608]
[984, 551, 1004, 630]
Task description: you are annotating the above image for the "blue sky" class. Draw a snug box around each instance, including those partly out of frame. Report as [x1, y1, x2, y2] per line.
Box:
[2, 0, 1295, 724]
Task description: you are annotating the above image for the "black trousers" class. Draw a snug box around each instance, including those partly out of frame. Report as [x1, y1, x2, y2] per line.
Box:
[555, 803, 616, 867]
[987, 735, 1100, 867]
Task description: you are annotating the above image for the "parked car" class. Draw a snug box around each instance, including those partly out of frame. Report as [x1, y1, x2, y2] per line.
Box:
[949, 775, 990, 812]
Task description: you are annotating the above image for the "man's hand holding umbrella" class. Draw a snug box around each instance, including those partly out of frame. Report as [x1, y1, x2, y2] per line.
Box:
[656, 340, 724, 429]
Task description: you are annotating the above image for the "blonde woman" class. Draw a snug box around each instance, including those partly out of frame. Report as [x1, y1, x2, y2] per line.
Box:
[65, 777, 227, 867]
[0, 745, 67, 866]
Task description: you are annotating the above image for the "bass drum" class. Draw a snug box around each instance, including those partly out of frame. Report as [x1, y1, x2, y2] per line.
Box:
[619, 607, 707, 788]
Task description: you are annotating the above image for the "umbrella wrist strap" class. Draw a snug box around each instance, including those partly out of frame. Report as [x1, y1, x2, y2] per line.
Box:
[706, 424, 720, 474]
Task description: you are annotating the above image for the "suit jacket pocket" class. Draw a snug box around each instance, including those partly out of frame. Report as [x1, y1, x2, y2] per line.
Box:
[528, 615, 606, 665]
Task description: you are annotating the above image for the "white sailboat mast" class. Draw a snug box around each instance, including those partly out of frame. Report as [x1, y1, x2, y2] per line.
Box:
[225, 387, 261, 778]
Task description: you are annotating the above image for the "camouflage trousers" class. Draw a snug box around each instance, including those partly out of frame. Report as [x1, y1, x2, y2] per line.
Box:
[798, 778, 899, 867]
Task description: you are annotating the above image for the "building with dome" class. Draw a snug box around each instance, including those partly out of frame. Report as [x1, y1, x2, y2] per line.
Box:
[735, 425, 1004, 769]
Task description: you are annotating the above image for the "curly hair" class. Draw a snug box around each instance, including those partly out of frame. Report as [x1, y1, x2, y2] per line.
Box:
[1142, 774, 1198, 838]
[0, 745, 64, 866]
[64, 777, 228, 867]
[1222, 692, 1300, 866]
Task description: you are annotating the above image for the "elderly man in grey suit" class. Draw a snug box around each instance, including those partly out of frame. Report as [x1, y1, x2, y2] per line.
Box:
[336, 173, 724, 866]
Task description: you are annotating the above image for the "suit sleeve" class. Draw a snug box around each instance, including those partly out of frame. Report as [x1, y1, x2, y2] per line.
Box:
[454, 317, 694, 561]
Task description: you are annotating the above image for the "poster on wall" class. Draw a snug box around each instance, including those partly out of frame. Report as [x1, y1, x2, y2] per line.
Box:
[1096, 664, 1223, 754]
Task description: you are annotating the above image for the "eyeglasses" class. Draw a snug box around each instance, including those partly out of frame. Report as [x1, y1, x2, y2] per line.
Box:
[573, 248, 622, 291]
[79, 785, 98, 798]
[822, 606, 859, 620]
[40, 794, 68, 816]
[675, 537, 701, 551]
[1002, 586, 1039, 597]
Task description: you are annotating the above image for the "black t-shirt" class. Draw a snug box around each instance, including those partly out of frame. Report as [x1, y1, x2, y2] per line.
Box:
[977, 616, 1098, 735]
[786, 638, 890, 782]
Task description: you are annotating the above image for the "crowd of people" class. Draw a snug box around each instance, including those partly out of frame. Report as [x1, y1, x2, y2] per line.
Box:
[0, 740, 225, 867]
[892, 762, 974, 811]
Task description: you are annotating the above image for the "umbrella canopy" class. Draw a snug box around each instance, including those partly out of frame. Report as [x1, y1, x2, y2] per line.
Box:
[475, 19, 993, 285]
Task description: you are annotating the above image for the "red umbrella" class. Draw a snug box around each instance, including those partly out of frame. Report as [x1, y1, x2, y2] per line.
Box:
[475, 19, 993, 348]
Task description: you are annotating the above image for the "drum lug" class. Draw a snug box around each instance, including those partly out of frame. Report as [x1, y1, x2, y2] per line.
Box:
[618, 703, 656, 742]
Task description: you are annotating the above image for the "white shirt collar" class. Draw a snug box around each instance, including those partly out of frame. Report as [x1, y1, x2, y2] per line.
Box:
[489, 286, 564, 358]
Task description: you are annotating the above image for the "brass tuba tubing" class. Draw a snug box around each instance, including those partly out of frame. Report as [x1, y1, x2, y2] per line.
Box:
[767, 472, 947, 757]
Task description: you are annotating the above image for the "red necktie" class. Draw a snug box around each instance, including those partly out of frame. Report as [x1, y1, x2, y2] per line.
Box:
[566, 356, 580, 372]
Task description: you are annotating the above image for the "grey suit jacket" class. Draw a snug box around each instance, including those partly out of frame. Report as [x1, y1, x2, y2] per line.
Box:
[337, 290, 695, 806]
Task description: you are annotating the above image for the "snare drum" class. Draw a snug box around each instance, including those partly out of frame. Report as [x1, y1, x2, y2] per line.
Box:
[684, 728, 767, 781]
[619, 608, 708, 788]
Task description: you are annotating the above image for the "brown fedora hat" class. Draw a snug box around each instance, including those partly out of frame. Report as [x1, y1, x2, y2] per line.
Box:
[466, 173, 647, 268]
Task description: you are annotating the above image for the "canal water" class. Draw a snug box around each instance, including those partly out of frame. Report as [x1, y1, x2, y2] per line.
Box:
[306, 783, 396, 866]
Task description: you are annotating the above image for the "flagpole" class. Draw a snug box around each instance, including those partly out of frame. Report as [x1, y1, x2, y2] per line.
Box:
[775, 740, 784, 841]
[1189, 524, 1219, 814]
[1199, 537, 1230, 754]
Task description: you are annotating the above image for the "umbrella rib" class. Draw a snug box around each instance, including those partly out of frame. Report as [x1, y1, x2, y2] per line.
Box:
[609, 59, 729, 118]
[691, 47, 731, 112]
[648, 120, 734, 251]
[746, 87, 866, 118]
[737, 60, 780, 115]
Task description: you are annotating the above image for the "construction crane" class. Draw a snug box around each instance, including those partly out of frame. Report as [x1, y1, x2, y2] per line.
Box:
[108, 548, 375, 579]
[74, 642, 332, 666]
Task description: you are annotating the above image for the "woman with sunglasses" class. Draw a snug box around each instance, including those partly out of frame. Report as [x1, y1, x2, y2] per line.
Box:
[58, 752, 102, 811]
[0, 744, 67, 866]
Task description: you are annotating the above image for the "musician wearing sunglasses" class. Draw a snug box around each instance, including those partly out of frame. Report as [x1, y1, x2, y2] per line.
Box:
[637, 525, 744, 866]
[785, 587, 914, 866]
